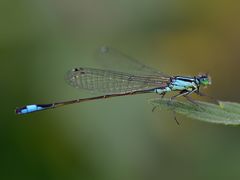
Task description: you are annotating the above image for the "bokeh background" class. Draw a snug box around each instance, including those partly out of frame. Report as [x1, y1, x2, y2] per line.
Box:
[1, 0, 240, 179]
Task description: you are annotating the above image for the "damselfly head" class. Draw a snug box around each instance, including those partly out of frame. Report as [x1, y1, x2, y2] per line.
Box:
[197, 73, 211, 86]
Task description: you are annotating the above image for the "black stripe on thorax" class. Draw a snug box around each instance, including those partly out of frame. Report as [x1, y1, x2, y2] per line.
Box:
[174, 76, 195, 83]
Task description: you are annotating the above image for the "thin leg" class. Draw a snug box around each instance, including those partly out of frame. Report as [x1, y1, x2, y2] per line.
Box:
[161, 92, 166, 99]
[167, 91, 187, 107]
[184, 95, 198, 105]
[152, 90, 183, 125]
[183, 89, 198, 105]
[183, 89, 208, 111]
[151, 92, 166, 112]
[152, 106, 158, 112]
[167, 90, 196, 124]
[197, 91, 210, 97]
[164, 91, 188, 123]
[170, 90, 190, 101]
[173, 111, 180, 125]
[196, 91, 220, 105]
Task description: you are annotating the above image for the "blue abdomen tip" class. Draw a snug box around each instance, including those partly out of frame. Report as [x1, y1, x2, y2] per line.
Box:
[16, 105, 45, 114]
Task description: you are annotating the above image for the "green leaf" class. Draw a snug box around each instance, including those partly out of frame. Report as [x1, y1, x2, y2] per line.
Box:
[149, 98, 240, 125]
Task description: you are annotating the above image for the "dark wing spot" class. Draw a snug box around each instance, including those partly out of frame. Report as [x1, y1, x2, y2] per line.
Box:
[72, 68, 85, 74]
[72, 68, 79, 72]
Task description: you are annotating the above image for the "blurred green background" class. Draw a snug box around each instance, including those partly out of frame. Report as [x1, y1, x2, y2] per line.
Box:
[1, 0, 240, 179]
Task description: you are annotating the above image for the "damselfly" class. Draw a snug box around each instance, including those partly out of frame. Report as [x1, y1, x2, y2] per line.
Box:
[15, 46, 212, 115]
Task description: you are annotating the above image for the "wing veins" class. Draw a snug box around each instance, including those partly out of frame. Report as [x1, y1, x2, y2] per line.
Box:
[66, 67, 169, 93]
[96, 46, 170, 77]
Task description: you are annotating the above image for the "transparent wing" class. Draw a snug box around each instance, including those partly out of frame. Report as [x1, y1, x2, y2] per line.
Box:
[95, 46, 170, 77]
[66, 67, 170, 94]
